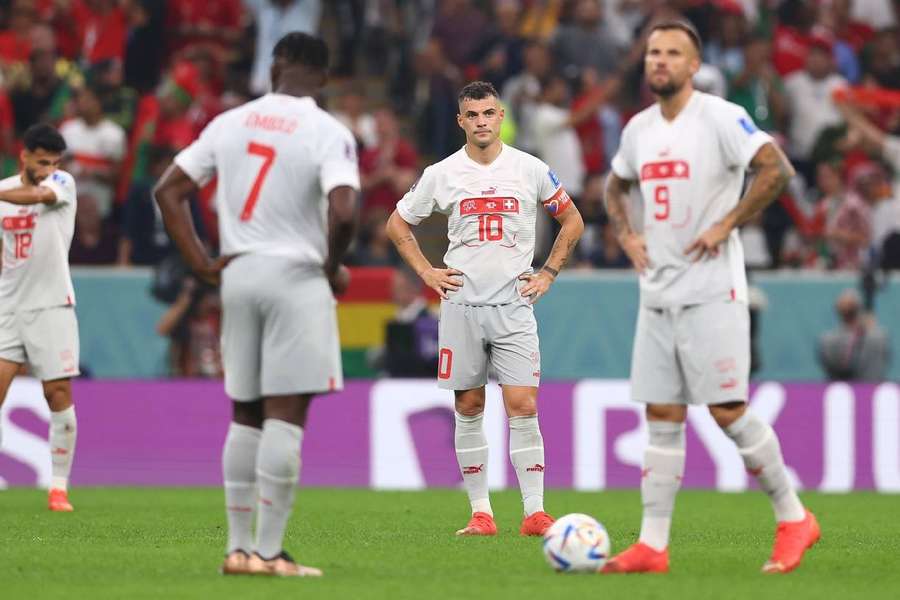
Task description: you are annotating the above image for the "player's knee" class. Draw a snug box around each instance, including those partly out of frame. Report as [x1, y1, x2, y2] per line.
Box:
[454, 389, 486, 416]
[645, 404, 686, 423]
[43, 380, 72, 411]
[708, 401, 746, 428]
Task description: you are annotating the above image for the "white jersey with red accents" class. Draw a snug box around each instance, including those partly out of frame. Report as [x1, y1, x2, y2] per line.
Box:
[611, 91, 773, 308]
[397, 143, 570, 305]
[0, 171, 77, 314]
[175, 93, 361, 266]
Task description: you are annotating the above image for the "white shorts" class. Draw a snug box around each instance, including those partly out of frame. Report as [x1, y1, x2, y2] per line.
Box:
[630, 301, 750, 405]
[437, 300, 540, 390]
[221, 254, 343, 401]
[0, 306, 80, 381]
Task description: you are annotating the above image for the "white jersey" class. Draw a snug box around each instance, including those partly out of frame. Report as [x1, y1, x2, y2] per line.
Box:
[175, 93, 361, 266]
[0, 171, 77, 314]
[611, 91, 772, 308]
[397, 144, 570, 305]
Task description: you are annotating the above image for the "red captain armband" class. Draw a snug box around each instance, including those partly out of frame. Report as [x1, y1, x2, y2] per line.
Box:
[541, 188, 572, 217]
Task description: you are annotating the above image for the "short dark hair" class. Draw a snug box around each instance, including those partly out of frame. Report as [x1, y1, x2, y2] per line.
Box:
[272, 32, 329, 72]
[649, 19, 703, 55]
[23, 123, 66, 154]
[458, 81, 499, 104]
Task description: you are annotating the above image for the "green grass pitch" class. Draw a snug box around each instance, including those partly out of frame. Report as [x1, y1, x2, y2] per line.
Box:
[1, 488, 898, 600]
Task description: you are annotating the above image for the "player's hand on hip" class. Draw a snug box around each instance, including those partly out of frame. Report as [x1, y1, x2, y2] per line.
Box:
[420, 267, 463, 300]
[685, 222, 731, 262]
[196, 255, 236, 286]
[620, 232, 650, 273]
[518, 270, 554, 304]
[328, 264, 351, 295]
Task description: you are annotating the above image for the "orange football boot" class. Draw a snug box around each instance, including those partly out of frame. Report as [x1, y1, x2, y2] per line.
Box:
[762, 510, 820, 574]
[48, 488, 73, 512]
[455, 512, 498, 536]
[520, 511, 555, 536]
[601, 542, 669, 574]
[220, 550, 254, 575]
[247, 551, 323, 577]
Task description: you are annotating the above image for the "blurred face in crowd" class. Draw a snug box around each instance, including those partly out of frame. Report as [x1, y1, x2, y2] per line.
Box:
[542, 76, 569, 107]
[574, 0, 602, 28]
[816, 162, 843, 197]
[20, 148, 62, 185]
[29, 48, 57, 81]
[523, 43, 551, 77]
[495, 1, 520, 35]
[457, 94, 504, 149]
[836, 290, 861, 325]
[76, 88, 103, 123]
[806, 45, 833, 79]
[744, 37, 771, 71]
[645, 28, 701, 98]
[374, 109, 399, 143]
[392, 270, 422, 308]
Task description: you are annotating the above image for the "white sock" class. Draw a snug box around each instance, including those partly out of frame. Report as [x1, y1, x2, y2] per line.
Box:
[638, 421, 685, 552]
[49, 406, 77, 491]
[223, 422, 261, 554]
[255, 419, 303, 559]
[454, 412, 492, 516]
[725, 412, 805, 523]
[508, 415, 545, 516]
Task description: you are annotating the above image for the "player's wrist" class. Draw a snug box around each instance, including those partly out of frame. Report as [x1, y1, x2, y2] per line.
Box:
[541, 266, 559, 279]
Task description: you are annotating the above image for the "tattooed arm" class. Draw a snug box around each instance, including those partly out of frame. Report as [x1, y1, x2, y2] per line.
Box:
[685, 142, 795, 261]
[519, 195, 585, 303]
[385, 209, 462, 300]
[604, 171, 649, 272]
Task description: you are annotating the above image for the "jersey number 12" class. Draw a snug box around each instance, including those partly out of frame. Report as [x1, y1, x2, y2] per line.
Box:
[240, 142, 276, 221]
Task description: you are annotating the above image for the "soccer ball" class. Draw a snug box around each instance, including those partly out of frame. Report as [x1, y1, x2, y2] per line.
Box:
[542, 513, 611, 573]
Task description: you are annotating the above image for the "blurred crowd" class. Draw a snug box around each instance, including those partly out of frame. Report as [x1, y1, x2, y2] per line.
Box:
[1, 0, 899, 376]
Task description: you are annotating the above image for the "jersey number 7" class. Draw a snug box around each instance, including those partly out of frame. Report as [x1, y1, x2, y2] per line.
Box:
[240, 142, 276, 221]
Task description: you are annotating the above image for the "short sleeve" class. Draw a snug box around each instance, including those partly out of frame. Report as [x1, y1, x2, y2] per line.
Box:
[610, 120, 638, 180]
[713, 101, 773, 168]
[108, 125, 126, 162]
[535, 158, 561, 203]
[40, 170, 76, 206]
[174, 117, 219, 186]
[319, 125, 361, 194]
[396, 166, 437, 225]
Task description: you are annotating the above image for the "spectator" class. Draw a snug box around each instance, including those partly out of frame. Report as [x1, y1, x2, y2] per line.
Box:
[245, 0, 323, 94]
[70, 0, 129, 67]
[68, 192, 120, 265]
[728, 36, 788, 133]
[430, 0, 490, 70]
[469, 0, 527, 89]
[0, 3, 35, 65]
[123, 0, 166, 94]
[89, 58, 138, 131]
[9, 42, 79, 136]
[360, 108, 419, 216]
[502, 41, 553, 154]
[827, 162, 877, 269]
[165, 0, 244, 60]
[60, 83, 127, 215]
[332, 84, 377, 149]
[817, 287, 890, 381]
[784, 35, 847, 170]
[703, 1, 747, 80]
[156, 276, 224, 378]
[119, 145, 207, 266]
[551, 0, 620, 81]
[350, 209, 400, 267]
[772, 0, 818, 77]
[369, 268, 439, 378]
[412, 39, 462, 160]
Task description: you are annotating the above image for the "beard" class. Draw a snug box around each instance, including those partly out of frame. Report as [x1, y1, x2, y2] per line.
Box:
[24, 168, 41, 184]
[648, 76, 685, 98]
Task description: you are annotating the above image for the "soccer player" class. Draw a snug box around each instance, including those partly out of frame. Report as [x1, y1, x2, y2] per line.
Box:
[154, 33, 358, 577]
[0, 124, 79, 512]
[601, 21, 820, 574]
[386, 81, 584, 537]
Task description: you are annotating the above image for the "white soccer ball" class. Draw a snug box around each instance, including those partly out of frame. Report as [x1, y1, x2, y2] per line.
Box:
[542, 513, 611, 573]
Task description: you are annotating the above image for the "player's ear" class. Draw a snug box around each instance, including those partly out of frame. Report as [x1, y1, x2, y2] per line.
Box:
[457, 112, 465, 130]
[19, 149, 28, 165]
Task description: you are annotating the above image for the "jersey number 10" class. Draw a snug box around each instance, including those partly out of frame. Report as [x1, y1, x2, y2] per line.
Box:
[240, 142, 276, 221]
[477, 214, 503, 241]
